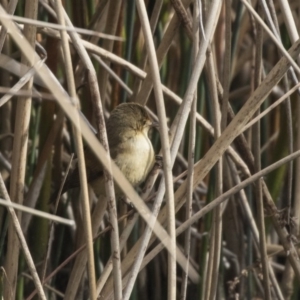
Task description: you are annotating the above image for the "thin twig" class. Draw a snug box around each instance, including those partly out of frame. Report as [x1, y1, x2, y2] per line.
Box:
[0, 13, 123, 40]
[0, 198, 74, 226]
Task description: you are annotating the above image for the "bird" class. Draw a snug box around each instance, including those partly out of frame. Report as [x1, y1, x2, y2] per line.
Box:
[56, 102, 158, 200]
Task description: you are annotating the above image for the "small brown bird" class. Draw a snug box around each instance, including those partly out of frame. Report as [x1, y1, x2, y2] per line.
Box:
[58, 103, 157, 199]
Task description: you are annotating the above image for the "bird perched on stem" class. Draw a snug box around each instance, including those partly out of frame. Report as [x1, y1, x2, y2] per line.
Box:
[55, 102, 158, 200]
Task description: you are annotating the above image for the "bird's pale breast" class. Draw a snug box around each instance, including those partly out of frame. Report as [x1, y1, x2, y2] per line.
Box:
[114, 130, 154, 186]
[89, 131, 154, 197]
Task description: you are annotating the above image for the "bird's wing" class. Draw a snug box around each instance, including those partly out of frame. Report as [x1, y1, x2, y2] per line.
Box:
[62, 121, 124, 194]
[62, 147, 104, 193]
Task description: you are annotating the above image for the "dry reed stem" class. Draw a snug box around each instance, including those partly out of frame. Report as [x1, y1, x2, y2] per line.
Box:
[227, 160, 284, 299]
[96, 160, 162, 296]
[0, 172, 46, 299]
[3, 1, 38, 298]
[49, 0, 122, 298]
[0, 4, 196, 292]
[0, 198, 74, 226]
[207, 51, 223, 300]
[252, 7, 271, 298]
[1, 1, 300, 298]
[0, 13, 123, 40]
[123, 150, 300, 300]
[97, 0, 122, 101]
[172, 149, 300, 244]
[0, 0, 18, 51]
[123, 1, 176, 299]
[40, 27, 146, 78]
[54, 1, 97, 298]
[101, 1, 222, 297]
[242, 0, 300, 74]
[136, 0, 194, 104]
[179, 1, 199, 298]
[132, 0, 163, 97]
[22, 110, 64, 231]
[170, 38, 300, 282]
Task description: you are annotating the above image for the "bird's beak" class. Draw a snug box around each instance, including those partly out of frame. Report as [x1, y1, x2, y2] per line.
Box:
[151, 120, 159, 129]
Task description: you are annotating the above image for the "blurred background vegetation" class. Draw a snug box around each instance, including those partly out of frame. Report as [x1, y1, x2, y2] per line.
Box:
[0, 0, 300, 299]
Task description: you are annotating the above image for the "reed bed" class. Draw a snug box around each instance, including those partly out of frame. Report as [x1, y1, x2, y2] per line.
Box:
[0, 0, 300, 299]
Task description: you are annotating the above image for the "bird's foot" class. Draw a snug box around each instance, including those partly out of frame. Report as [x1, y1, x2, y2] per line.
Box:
[120, 196, 135, 210]
[155, 155, 163, 169]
